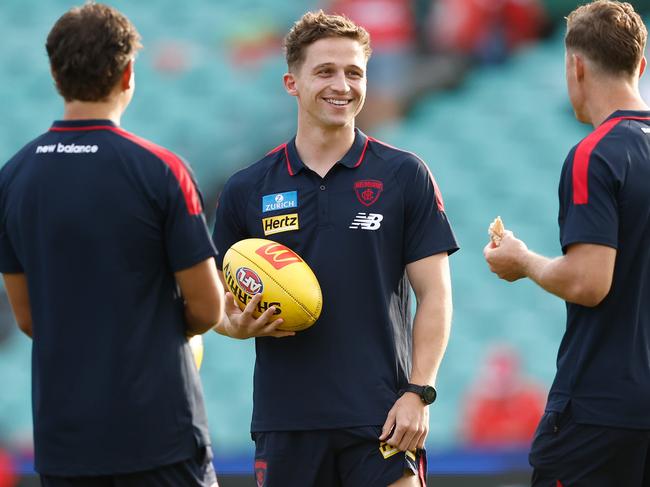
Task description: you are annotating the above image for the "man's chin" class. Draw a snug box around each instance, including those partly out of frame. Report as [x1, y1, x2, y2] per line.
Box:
[575, 111, 592, 125]
[321, 117, 355, 129]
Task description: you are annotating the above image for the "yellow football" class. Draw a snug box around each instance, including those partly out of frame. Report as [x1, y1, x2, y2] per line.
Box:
[222, 238, 322, 331]
[188, 335, 204, 370]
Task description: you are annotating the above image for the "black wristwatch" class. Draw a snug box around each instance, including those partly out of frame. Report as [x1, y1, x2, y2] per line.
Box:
[402, 383, 437, 405]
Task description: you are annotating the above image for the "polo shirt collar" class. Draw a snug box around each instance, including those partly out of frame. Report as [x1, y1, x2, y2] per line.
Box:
[285, 128, 370, 176]
[51, 119, 118, 129]
[604, 110, 650, 123]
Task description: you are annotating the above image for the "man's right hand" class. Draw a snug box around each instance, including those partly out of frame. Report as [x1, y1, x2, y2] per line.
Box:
[220, 292, 295, 339]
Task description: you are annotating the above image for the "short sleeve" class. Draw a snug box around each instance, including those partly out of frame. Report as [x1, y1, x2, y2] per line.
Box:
[163, 160, 216, 272]
[212, 178, 248, 270]
[397, 155, 459, 264]
[0, 178, 23, 273]
[0, 225, 22, 273]
[558, 151, 619, 253]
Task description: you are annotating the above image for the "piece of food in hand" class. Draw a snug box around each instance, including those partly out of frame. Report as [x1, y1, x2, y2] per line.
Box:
[488, 216, 505, 246]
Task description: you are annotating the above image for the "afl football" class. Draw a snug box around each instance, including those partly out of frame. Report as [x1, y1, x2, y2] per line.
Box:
[222, 238, 322, 331]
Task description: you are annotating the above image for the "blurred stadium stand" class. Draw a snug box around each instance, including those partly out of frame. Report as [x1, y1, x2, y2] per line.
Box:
[1, 0, 648, 485]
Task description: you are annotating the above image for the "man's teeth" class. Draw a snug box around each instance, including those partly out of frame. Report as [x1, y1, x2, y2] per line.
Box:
[325, 99, 350, 106]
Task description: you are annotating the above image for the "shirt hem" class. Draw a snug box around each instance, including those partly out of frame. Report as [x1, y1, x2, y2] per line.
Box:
[251, 418, 388, 433]
[35, 450, 200, 477]
[405, 244, 459, 265]
[171, 249, 217, 273]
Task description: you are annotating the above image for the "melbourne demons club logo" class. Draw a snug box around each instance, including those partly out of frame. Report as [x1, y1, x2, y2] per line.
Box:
[235, 267, 264, 294]
[255, 243, 303, 270]
[354, 179, 383, 206]
[255, 459, 267, 487]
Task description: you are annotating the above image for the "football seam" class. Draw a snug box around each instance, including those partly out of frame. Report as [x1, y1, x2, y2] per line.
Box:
[230, 247, 321, 323]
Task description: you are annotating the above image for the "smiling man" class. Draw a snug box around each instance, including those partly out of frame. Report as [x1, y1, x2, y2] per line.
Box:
[212, 10, 458, 487]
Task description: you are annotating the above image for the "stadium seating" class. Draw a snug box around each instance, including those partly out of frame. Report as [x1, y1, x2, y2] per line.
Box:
[0, 0, 593, 460]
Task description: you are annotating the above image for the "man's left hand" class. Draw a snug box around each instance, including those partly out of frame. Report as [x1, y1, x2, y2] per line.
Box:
[379, 392, 429, 452]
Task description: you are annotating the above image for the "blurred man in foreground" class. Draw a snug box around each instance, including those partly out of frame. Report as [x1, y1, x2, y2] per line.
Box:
[0, 3, 223, 486]
[485, 1, 650, 485]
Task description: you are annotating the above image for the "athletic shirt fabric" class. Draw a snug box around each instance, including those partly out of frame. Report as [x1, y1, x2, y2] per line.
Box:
[213, 129, 458, 432]
[547, 110, 650, 428]
[0, 119, 215, 475]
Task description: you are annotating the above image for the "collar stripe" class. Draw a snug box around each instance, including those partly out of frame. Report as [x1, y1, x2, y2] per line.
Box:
[284, 145, 294, 176]
[353, 137, 370, 168]
[266, 143, 287, 156]
[50, 125, 115, 132]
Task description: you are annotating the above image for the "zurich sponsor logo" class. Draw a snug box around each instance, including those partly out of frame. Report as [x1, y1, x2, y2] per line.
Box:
[262, 191, 298, 213]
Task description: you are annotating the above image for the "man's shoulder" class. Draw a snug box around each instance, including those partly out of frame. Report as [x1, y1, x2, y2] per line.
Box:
[572, 116, 649, 163]
[106, 127, 187, 169]
[366, 136, 421, 164]
[1, 132, 51, 180]
[365, 136, 433, 185]
[224, 143, 287, 191]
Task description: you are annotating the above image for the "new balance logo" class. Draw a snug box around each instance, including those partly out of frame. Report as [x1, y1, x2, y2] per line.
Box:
[35, 143, 99, 154]
[349, 213, 383, 230]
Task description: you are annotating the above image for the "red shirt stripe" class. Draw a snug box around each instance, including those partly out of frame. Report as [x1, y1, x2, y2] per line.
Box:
[50, 125, 202, 215]
[353, 137, 370, 168]
[572, 116, 650, 204]
[418, 454, 427, 486]
[284, 145, 294, 176]
[266, 143, 286, 156]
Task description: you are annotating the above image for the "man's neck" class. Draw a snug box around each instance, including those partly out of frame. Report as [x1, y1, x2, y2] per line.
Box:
[294, 122, 356, 178]
[62, 100, 124, 125]
[586, 81, 649, 127]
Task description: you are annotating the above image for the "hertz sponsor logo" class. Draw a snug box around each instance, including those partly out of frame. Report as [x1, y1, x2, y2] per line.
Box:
[262, 213, 299, 236]
[223, 263, 281, 315]
[254, 243, 302, 270]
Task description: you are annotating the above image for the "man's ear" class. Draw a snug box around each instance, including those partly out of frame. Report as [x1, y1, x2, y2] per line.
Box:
[573, 53, 585, 82]
[639, 56, 646, 78]
[121, 60, 133, 90]
[283, 72, 298, 97]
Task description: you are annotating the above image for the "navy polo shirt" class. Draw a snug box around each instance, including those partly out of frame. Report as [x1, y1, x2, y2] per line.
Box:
[547, 110, 650, 428]
[213, 129, 458, 432]
[0, 120, 215, 475]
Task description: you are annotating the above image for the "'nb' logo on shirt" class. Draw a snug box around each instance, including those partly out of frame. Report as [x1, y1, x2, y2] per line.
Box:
[349, 213, 383, 230]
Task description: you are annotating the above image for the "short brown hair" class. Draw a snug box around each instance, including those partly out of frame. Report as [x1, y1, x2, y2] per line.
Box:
[284, 10, 372, 71]
[566, 0, 647, 76]
[46, 2, 142, 102]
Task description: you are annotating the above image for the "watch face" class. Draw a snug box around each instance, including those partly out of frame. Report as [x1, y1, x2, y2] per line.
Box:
[422, 386, 437, 404]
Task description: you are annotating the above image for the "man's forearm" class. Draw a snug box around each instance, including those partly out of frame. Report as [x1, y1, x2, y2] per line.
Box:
[409, 296, 452, 386]
[522, 250, 610, 306]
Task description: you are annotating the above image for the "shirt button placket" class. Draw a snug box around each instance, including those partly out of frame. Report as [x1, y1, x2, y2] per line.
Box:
[318, 183, 328, 225]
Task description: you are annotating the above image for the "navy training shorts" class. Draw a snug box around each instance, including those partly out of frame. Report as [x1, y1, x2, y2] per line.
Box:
[529, 404, 650, 487]
[252, 426, 426, 487]
[40, 446, 218, 487]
